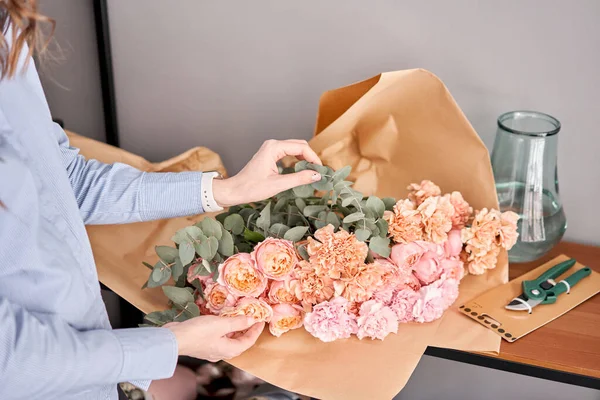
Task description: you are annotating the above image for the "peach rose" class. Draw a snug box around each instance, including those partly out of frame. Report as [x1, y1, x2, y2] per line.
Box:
[217, 253, 267, 297]
[267, 279, 301, 305]
[444, 192, 473, 229]
[418, 196, 454, 244]
[306, 224, 368, 278]
[220, 297, 273, 322]
[204, 282, 238, 314]
[386, 199, 423, 244]
[268, 303, 304, 337]
[294, 261, 335, 309]
[253, 237, 298, 281]
[407, 180, 442, 205]
[499, 211, 519, 250]
[194, 291, 213, 315]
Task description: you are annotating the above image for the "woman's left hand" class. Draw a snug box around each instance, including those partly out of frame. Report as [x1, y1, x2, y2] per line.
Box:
[212, 139, 322, 208]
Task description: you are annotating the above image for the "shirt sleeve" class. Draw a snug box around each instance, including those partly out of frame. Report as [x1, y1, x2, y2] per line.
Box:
[0, 157, 179, 399]
[54, 124, 206, 224]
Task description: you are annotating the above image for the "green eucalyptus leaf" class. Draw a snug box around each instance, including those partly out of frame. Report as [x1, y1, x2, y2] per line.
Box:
[148, 266, 170, 288]
[215, 212, 229, 225]
[314, 211, 329, 229]
[293, 184, 314, 198]
[369, 236, 391, 258]
[163, 286, 195, 305]
[376, 219, 389, 237]
[172, 257, 184, 281]
[303, 205, 327, 217]
[333, 180, 353, 194]
[269, 223, 290, 238]
[341, 196, 360, 208]
[224, 214, 245, 235]
[178, 240, 196, 265]
[320, 191, 330, 206]
[382, 197, 397, 211]
[186, 302, 200, 317]
[198, 236, 219, 261]
[238, 208, 255, 222]
[294, 198, 307, 212]
[236, 242, 254, 253]
[274, 197, 288, 213]
[155, 246, 178, 264]
[144, 309, 177, 326]
[354, 228, 371, 242]
[366, 196, 386, 218]
[311, 179, 334, 191]
[297, 243, 310, 260]
[256, 202, 271, 232]
[364, 218, 378, 231]
[295, 160, 309, 172]
[244, 228, 266, 242]
[184, 226, 203, 240]
[171, 229, 189, 245]
[218, 229, 234, 257]
[283, 226, 309, 242]
[326, 212, 340, 230]
[332, 165, 352, 184]
[142, 261, 154, 271]
[200, 218, 222, 239]
[343, 212, 365, 223]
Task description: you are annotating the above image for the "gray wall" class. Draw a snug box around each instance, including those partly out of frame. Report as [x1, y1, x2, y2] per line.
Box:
[38, 0, 105, 141]
[105, 0, 599, 245]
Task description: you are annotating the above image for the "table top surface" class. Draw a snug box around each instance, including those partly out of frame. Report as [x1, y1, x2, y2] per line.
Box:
[482, 242, 600, 379]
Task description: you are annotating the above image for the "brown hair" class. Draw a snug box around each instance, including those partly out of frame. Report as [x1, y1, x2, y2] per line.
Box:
[0, 0, 54, 80]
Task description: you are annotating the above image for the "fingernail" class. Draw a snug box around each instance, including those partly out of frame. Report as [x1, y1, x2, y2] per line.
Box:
[311, 172, 321, 181]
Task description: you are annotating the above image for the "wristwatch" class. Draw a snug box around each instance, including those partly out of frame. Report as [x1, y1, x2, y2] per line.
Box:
[201, 171, 224, 212]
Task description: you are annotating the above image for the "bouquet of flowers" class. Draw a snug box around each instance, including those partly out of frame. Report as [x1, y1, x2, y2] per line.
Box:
[142, 161, 518, 342]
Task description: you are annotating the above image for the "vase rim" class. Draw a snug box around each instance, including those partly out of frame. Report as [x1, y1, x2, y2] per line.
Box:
[497, 111, 561, 137]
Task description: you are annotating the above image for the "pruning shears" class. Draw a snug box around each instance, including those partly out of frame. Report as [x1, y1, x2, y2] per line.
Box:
[505, 258, 592, 314]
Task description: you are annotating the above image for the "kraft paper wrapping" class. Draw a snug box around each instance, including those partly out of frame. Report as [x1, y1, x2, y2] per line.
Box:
[75, 69, 506, 400]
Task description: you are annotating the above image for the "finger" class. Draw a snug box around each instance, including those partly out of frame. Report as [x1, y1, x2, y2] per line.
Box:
[219, 316, 257, 334]
[273, 141, 322, 166]
[271, 170, 321, 194]
[227, 322, 265, 352]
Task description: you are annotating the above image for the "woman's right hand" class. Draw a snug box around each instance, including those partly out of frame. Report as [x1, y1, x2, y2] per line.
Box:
[165, 316, 264, 362]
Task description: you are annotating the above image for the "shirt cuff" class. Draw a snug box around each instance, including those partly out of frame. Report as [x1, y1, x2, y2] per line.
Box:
[138, 171, 205, 220]
[112, 327, 178, 382]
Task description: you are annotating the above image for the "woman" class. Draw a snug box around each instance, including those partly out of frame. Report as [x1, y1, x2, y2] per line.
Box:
[0, 2, 321, 399]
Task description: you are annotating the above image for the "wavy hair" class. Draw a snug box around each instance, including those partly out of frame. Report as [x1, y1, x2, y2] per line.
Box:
[0, 0, 54, 80]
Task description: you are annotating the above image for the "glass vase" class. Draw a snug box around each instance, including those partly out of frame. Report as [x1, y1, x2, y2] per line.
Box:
[491, 111, 567, 263]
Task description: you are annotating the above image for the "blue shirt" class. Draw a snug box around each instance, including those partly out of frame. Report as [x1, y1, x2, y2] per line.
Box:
[0, 31, 207, 399]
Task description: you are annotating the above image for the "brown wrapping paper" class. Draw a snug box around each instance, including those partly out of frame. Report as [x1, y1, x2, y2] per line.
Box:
[461, 254, 600, 342]
[77, 69, 506, 400]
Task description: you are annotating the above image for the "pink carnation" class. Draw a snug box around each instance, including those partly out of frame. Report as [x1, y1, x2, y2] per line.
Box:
[412, 283, 446, 323]
[303, 297, 357, 342]
[356, 300, 399, 340]
[389, 289, 420, 322]
[439, 276, 460, 309]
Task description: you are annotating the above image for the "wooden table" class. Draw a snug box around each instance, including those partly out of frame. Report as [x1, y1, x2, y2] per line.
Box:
[425, 242, 600, 389]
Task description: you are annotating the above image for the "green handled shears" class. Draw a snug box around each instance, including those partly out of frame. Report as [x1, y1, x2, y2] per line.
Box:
[505, 258, 592, 314]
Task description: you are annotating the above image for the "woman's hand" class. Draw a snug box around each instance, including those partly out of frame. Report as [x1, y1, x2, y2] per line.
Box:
[212, 139, 322, 208]
[165, 316, 264, 362]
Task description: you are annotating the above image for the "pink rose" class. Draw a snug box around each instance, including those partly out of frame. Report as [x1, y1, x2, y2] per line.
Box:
[194, 291, 213, 315]
[389, 288, 420, 322]
[217, 253, 267, 297]
[267, 279, 301, 305]
[187, 263, 215, 285]
[356, 300, 399, 340]
[390, 241, 427, 271]
[440, 257, 465, 281]
[444, 229, 463, 258]
[253, 237, 298, 281]
[204, 282, 238, 314]
[220, 297, 273, 322]
[413, 249, 443, 285]
[303, 297, 358, 342]
[412, 284, 446, 323]
[269, 304, 304, 337]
